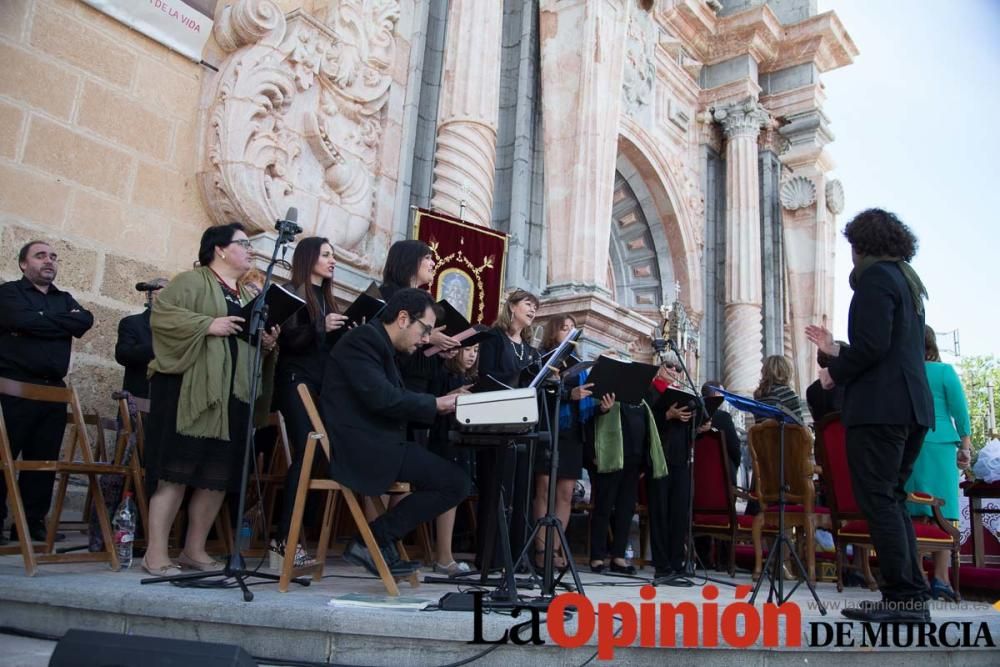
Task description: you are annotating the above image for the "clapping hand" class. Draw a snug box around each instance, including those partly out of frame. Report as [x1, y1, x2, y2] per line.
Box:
[805, 324, 839, 357]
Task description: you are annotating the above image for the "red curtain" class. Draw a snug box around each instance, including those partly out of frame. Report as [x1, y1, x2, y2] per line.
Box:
[413, 208, 508, 325]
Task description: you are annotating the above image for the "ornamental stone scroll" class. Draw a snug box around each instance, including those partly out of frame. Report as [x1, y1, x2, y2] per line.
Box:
[197, 0, 401, 252]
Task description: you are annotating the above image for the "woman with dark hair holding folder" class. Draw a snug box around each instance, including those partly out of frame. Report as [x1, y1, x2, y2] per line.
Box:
[269, 236, 348, 569]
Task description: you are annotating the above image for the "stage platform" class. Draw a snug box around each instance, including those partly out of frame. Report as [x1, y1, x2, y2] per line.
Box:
[0, 541, 997, 666]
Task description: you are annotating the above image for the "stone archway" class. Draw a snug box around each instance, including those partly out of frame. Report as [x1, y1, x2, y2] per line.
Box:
[608, 164, 676, 315]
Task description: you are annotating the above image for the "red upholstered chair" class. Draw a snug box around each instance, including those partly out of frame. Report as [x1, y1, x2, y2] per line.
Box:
[814, 412, 961, 598]
[747, 420, 828, 583]
[691, 429, 756, 576]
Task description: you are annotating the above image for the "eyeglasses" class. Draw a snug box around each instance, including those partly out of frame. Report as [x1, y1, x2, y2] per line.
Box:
[412, 319, 434, 337]
[230, 239, 253, 250]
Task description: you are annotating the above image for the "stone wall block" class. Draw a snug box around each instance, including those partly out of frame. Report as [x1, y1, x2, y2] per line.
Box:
[0, 43, 79, 120]
[68, 362, 124, 418]
[77, 81, 173, 161]
[30, 3, 137, 89]
[65, 189, 132, 248]
[134, 56, 201, 121]
[101, 254, 165, 307]
[23, 116, 134, 198]
[0, 224, 97, 293]
[75, 300, 124, 361]
[0, 0, 31, 41]
[0, 162, 72, 227]
[132, 161, 206, 224]
[0, 101, 25, 159]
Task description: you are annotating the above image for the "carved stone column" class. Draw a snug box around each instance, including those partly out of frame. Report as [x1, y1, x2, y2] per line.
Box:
[429, 0, 504, 226]
[539, 0, 630, 290]
[713, 98, 769, 395]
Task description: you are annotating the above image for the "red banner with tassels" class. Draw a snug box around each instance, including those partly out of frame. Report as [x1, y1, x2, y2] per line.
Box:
[413, 208, 508, 326]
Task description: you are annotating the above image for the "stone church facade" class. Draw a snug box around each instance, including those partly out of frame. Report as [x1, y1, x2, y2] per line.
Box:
[0, 0, 855, 413]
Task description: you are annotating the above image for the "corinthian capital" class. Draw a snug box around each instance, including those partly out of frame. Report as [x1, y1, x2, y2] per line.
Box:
[712, 97, 770, 139]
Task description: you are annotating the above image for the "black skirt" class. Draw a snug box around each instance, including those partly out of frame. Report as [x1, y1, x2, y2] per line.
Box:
[145, 372, 250, 493]
[145, 294, 250, 494]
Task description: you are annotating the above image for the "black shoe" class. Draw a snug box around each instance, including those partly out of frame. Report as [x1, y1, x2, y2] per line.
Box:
[842, 600, 930, 623]
[609, 561, 637, 575]
[381, 540, 420, 569]
[10, 521, 64, 543]
[342, 538, 418, 577]
[590, 561, 606, 574]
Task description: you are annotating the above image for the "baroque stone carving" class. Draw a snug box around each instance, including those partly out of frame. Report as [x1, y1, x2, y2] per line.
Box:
[622, 6, 656, 116]
[712, 97, 770, 139]
[825, 179, 845, 214]
[780, 176, 817, 210]
[199, 0, 400, 251]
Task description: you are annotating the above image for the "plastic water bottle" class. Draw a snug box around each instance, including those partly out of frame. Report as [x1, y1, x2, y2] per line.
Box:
[112, 492, 136, 569]
[624, 542, 635, 566]
[239, 516, 253, 548]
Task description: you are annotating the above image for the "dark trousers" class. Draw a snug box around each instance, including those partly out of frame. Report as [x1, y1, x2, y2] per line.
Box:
[0, 391, 67, 524]
[274, 372, 320, 542]
[645, 462, 690, 572]
[846, 423, 929, 601]
[475, 443, 532, 570]
[369, 442, 472, 546]
[590, 457, 640, 561]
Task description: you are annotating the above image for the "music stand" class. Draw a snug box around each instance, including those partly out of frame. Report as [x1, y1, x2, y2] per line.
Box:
[715, 389, 826, 614]
[512, 329, 586, 602]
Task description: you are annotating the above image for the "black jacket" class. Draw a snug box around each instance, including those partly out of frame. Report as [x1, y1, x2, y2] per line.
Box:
[115, 309, 154, 398]
[0, 277, 93, 381]
[827, 261, 933, 428]
[320, 321, 437, 495]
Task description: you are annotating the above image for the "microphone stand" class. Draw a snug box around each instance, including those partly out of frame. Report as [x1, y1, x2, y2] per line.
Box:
[142, 216, 310, 601]
[652, 339, 737, 589]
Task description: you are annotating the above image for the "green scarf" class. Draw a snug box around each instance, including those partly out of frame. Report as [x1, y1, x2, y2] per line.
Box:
[149, 267, 271, 439]
[594, 401, 667, 479]
[849, 255, 927, 316]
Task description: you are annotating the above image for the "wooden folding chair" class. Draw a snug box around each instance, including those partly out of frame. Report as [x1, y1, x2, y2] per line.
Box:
[0, 378, 127, 575]
[243, 411, 292, 556]
[63, 411, 115, 533]
[278, 384, 417, 595]
[115, 395, 151, 543]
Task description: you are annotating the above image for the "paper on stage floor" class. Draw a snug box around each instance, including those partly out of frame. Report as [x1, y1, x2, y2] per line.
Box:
[327, 593, 435, 611]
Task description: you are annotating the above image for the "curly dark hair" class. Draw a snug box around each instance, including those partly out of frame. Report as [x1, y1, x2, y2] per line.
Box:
[842, 208, 918, 260]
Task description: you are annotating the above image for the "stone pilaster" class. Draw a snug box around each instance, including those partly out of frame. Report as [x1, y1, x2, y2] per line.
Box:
[539, 0, 630, 290]
[429, 0, 504, 227]
[713, 97, 769, 395]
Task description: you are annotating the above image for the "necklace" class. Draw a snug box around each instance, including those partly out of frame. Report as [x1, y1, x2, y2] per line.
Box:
[508, 335, 525, 362]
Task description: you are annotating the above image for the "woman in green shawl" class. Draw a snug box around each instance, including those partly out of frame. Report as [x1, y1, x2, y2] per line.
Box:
[142, 223, 278, 576]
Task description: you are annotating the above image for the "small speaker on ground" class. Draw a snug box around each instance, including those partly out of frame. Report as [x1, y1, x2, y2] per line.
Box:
[49, 628, 258, 666]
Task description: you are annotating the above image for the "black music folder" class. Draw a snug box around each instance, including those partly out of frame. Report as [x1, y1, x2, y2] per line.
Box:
[328, 284, 386, 346]
[651, 386, 725, 424]
[585, 356, 659, 405]
[424, 299, 487, 355]
[237, 283, 305, 342]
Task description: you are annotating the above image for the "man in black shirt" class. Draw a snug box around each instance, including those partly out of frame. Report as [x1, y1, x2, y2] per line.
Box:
[0, 241, 93, 544]
[114, 278, 168, 399]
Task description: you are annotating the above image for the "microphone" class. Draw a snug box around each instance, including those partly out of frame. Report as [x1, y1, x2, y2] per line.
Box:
[135, 281, 165, 292]
[275, 206, 302, 237]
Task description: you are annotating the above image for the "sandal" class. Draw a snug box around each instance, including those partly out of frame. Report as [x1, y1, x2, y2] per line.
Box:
[268, 539, 317, 570]
[178, 551, 223, 572]
[141, 556, 181, 577]
[433, 560, 472, 576]
[929, 576, 959, 602]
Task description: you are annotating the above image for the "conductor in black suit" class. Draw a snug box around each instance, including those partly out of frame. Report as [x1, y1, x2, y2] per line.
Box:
[321, 288, 472, 576]
[114, 278, 168, 399]
[807, 208, 934, 623]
